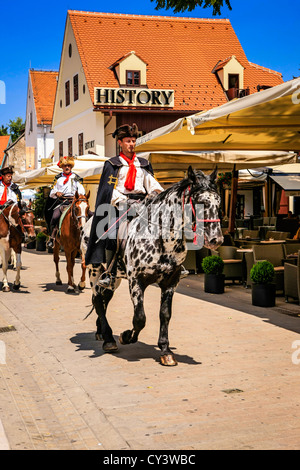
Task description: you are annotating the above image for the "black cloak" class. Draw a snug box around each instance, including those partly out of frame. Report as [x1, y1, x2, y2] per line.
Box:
[85, 155, 154, 266]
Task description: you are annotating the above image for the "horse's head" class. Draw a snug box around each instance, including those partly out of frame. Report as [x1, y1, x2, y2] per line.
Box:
[183, 166, 223, 250]
[73, 191, 90, 230]
[3, 203, 25, 230]
[20, 203, 36, 241]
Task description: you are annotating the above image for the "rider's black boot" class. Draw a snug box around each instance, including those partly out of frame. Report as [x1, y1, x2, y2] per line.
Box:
[97, 250, 117, 289]
[47, 227, 57, 249]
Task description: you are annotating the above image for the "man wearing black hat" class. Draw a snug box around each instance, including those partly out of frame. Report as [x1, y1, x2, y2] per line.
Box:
[0, 166, 22, 207]
[85, 123, 164, 287]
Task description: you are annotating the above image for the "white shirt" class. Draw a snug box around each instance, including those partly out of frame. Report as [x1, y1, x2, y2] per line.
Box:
[49, 173, 86, 198]
[0, 181, 19, 204]
[111, 156, 163, 206]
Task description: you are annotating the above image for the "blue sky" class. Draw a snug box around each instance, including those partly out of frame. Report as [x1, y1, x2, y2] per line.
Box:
[0, 0, 299, 128]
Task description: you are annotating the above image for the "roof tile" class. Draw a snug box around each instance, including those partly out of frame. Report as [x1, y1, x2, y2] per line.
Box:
[0, 135, 11, 167]
[30, 70, 58, 125]
[68, 11, 283, 112]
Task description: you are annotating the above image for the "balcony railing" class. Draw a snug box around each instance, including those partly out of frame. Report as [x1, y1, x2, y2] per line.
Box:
[226, 87, 250, 101]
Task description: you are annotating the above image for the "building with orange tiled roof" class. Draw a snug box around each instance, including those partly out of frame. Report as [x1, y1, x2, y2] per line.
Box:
[52, 10, 283, 160]
[0, 135, 12, 169]
[25, 69, 58, 169]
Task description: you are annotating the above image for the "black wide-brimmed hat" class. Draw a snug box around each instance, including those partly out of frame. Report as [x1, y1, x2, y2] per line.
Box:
[0, 165, 14, 176]
[112, 123, 139, 140]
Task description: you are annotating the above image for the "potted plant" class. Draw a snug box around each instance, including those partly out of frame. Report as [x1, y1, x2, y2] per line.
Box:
[250, 261, 276, 307]
[202, 255, 225, 294]
[36, 231, 48, 252]
[26, 238, 36, 250]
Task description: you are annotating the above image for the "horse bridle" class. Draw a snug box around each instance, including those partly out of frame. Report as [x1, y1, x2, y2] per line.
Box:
[22, 210, 35, 229]
[71, 196, 89, 230]
[182, 185, 220, 245]
[1, 203, 24, 230]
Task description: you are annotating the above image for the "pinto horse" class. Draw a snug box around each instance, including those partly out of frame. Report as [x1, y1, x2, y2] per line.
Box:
[82, 167, 223, 366]
[53, 191, 90, 293]
[0, 202, 35, 292]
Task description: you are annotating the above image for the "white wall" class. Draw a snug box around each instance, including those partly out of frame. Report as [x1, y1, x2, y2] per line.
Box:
[54, 108, 106, 158]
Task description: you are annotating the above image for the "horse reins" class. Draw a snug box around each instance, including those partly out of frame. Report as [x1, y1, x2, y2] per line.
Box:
[71, 196, 89, 231]
[183, 185, 220, 245]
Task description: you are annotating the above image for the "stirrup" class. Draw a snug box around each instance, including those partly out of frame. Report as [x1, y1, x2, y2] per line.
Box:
[97, 272, 115, 288]
[180, 266, 189, 279]
[47, 238, 54, 249]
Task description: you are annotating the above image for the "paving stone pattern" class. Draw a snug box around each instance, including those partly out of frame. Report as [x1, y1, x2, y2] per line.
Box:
[0, 250, 300, 450]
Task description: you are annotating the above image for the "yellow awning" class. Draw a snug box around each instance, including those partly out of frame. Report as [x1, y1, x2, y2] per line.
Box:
[136, 77, 300, 153]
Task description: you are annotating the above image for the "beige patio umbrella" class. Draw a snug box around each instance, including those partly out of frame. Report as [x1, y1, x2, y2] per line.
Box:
[138, 150, 296, 183]
[136, 77, 300, 153]
[14, 156, 107, 207]
[136, 77, 300, 231]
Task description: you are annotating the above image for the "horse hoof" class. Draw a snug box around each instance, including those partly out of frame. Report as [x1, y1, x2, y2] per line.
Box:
[78, 284, 85, 291]
[2, 286, 10, 293]
[160, 354, 178, 367]
[56, 281, 63, 286]
[95, 333, 103, 341]
[13, 284, 20, 291]
[119, 333, 125, 345]
[103, 342, 118, 353]
[119, 331, 130, 345]
[67, 286, 76, 294]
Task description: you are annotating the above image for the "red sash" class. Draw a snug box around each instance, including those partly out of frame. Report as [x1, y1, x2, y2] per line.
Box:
[63, 172, 72, 185]
[120, 152, 137, 191]
[0, 178, 9, 204]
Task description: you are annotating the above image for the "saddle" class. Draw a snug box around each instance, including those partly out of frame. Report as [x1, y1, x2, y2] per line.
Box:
[117, 220, 130, 258]
[58, 204, 72, 234]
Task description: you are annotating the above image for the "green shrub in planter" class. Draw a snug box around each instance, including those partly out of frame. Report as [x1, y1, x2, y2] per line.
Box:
[202, 255, 224, 275]
[202, 255, 225, 294]
[250, 261, 274, 285]
[250, 261, 276, 307]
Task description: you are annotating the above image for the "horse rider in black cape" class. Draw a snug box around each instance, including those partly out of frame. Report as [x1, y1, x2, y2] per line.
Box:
[85, 123, 166, 288]
[0, 165, 22, 209]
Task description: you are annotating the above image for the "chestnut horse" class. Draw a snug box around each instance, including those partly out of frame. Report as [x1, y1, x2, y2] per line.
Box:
[53, 192, 90, 293]
[0, 202, 35, 292]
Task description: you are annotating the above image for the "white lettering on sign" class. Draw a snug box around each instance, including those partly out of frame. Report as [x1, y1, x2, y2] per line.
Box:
[94, 87, 174, 108]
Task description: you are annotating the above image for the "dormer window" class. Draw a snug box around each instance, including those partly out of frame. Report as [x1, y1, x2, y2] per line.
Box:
[126, 70, 140, 86]
[109, 52, 147, 87]
[212, 56, 249, 101]
[228, 74, 239, 90]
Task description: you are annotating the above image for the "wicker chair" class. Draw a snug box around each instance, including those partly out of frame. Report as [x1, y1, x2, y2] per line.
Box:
[284, 251, 300, 304]
[252, 244, 285, 292]
[211, 246, 243, 283]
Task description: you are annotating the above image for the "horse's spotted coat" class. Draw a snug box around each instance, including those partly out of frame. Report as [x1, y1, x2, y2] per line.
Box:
[81, 167, 223, 364]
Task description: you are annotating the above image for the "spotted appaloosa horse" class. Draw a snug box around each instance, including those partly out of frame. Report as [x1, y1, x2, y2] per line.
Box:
[82, 167, 223, 366]
[0, 202, 35, 292]
[53, 191, 90, 293]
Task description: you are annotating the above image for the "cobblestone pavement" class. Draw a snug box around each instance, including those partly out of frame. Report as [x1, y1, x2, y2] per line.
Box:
[0, 249, 300, 450]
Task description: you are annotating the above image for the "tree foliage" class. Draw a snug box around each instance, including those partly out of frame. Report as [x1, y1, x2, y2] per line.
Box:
[152, 0, 232, 15]
[0, 117, 25, 142]
[0, 125, 8, 136]
[8, 117, 25, 142]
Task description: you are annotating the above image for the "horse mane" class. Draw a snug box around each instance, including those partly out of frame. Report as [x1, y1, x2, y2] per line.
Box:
[143, 170, 217, 207]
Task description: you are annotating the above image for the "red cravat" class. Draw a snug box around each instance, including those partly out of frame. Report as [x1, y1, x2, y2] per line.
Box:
[120, 152, 137, 191]
[0, 178, 8, 204]
[63, 172, 72, 185]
